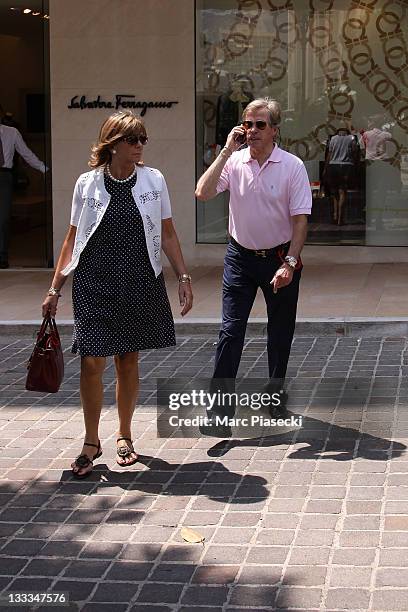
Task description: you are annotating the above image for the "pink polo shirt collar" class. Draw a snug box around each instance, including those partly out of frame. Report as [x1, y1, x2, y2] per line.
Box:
[242, 143, 283, 165]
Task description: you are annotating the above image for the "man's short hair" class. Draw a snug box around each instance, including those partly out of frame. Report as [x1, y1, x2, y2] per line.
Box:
[242, 98, 281, 127]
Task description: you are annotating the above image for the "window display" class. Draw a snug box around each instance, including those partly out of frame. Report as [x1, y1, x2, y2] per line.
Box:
[196, 0, 408, 246]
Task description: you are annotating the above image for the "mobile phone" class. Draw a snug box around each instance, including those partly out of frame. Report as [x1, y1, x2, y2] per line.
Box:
[234, 131, 246, 145]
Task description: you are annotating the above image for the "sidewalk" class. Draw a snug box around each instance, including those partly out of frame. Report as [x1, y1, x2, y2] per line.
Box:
[1, 263, 408, 325]
[1, 333, 408, 611]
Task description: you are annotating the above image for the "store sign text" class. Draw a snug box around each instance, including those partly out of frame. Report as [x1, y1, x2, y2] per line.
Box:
[67, 94, 179, 116]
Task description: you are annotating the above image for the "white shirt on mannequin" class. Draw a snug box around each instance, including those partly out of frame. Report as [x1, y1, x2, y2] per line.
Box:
[0, 124, 46, 172]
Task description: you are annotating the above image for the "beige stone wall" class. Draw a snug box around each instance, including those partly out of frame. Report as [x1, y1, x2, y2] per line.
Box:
[49, 0, 226, 267]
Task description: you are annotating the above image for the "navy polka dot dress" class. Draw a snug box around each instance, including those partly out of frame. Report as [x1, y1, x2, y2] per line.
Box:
[71, 170, 176, 356]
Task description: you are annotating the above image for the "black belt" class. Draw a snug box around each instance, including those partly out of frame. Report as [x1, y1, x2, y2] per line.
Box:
[230, 236, 290, 258]
[0, 167, 12, 173]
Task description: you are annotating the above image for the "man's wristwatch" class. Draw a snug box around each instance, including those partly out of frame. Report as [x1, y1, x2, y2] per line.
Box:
[284, 255, 298, 269]
[179, 273, 192, 283]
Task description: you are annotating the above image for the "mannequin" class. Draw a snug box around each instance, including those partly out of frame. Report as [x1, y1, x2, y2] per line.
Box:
[215, 80, 254, 145]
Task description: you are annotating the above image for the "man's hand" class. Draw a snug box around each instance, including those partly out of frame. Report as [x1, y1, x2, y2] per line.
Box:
[270, 264, 293, 294]
[225, 125, 247, 153]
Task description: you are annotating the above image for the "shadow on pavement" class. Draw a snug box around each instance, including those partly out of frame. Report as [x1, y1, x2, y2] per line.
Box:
[207, 409, 406, 460]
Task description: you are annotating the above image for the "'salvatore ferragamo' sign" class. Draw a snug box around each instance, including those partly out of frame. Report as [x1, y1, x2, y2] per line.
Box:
[68, 94, 179, 116]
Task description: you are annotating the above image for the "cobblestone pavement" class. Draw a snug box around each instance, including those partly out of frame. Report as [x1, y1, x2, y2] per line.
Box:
[1, 334, 408, 611]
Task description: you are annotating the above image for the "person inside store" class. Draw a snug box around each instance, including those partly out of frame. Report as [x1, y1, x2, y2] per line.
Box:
[42, 111, 193, 478]
[323, 127, 359, 226]
[195, 98, 311, 433]
[0, 116, 47, 268]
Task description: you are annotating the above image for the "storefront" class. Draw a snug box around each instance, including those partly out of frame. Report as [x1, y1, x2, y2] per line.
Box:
[2, 0, 408, 267]
[0, 0, 51, 267]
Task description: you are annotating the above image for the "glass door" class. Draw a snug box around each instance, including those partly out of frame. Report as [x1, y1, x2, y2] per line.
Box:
[0, 0, 51, 267]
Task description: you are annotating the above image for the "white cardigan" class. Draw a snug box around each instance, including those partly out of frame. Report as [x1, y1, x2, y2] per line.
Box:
[61, 165, 172, 277]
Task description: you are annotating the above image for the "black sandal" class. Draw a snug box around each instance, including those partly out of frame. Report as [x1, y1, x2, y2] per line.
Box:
[72, 441, 102, 479]
[116, 437, 138, 467]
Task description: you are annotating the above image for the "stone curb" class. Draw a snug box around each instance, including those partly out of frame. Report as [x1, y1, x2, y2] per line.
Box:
[1, 317, 408, 337]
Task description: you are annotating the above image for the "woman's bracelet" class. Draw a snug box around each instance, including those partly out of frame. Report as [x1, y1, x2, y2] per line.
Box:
[178, 274, 192, 283]
[47, 287, 62, 297]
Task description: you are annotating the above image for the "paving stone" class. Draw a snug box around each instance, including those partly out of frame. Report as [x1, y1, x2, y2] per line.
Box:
[221, 512, 262, 527]
[0, 557, 28, 576]
[213, 527, 255, 544]
[325, 588, 370, 610]
[21, 558, 69, 577]
[119, 543, 162, 561]
[288, 547, 331, 565]
[282, 565, 327, 586]
[160, 544, 202, 562]
[246, 546, 289, 565]
[382, 532, 408, 547]
[384, 515, 408, 530]
[83, 605, 128, 612]
[256, 529, 295, 545]
[130, 607, 171, 612]
[136, 582, 184, 603]
[342, 515, 381, 530]
[300, 514, 338, 529]
[8, 577, 54, 592]
[52, 580, 95, 601]
[339, 530, 381, 547]
[179, 608, 222, 612]
[376, 568, 408, 587]
[92, 582, 139, 602]
[191, 565, 239, 585]
[346, 500, 382, 514]
[304, 500, 343, 513]
[79, 542, 122, 559]
[181, 585, 229, 606]
[294, 529, 335, 546]
[0, 507, 39, 522]
[63, 560, 111, 578]
[1, 539, 46, 556]
[229, 585, 278, 607]
[238, 566, 281, 585]
[275, 587, 322, 608]
[329, 566, 372, 587]
[332, 548, 377, 566]
[203, 545, 248, 565]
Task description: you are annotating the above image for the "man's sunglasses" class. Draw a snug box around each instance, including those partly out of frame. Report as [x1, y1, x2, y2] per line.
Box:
[242, 120, 270, 130]
[122, 135, 148, 145]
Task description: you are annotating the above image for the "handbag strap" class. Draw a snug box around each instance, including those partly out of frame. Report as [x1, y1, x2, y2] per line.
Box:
[37, 314, 60, 344]
[37, 314, 51, 341]
[48, 316, 61, 344]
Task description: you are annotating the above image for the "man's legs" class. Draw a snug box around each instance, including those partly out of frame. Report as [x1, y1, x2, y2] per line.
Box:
[213, 245, 257, 379]
[201, 246, 257, 435]
[0, 172, 13, 266]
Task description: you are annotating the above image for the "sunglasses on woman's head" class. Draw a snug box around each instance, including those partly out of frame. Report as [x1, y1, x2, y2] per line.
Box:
[122, 134, 148, 145]
[242, 120, 269, 130]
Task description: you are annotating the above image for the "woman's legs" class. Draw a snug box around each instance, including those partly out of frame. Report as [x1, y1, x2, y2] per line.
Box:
[338, 188, 346, 225]
[114, 352, 139, 465]
[72, 356, 106, 476]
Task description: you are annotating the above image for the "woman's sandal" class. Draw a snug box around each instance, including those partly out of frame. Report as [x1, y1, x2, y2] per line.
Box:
[71, 441, 102, 480]
[116, 437, 138, 467]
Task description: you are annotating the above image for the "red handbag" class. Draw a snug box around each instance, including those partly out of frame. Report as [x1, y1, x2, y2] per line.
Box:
[26, 315, 64, 393]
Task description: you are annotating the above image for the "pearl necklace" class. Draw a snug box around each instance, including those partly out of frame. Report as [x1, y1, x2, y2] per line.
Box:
[105, 164, 137, 183]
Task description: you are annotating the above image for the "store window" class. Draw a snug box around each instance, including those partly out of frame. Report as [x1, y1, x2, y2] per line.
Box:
[0, 1, 52, 267]
[196, 0, 408, 246]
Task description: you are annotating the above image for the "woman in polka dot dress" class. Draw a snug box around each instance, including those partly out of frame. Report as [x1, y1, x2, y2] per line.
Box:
[42, 111, 193, 478]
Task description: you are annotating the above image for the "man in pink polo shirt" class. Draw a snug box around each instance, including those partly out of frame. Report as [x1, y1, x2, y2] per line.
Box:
[196, 98, 311, 420]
